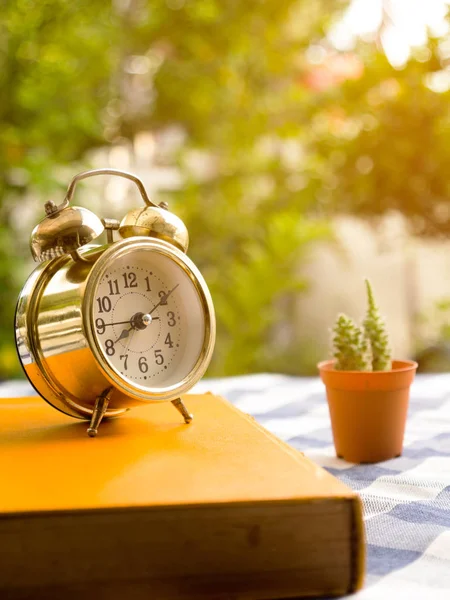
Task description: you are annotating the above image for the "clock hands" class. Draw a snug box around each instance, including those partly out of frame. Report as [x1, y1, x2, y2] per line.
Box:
[113, 317, 158, 345]
[105, 318, 160, 328]
[112, 284, 179, 347]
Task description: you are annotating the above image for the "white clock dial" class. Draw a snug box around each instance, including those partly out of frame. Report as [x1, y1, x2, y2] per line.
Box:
[91, 247, 206, 390]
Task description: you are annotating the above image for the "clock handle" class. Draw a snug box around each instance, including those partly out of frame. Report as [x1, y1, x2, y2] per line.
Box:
[30, 169, 159, 262]
[63, 168, 158, 209]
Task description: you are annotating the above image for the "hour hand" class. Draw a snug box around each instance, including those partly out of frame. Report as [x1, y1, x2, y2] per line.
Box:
[115, 327, 131, 344]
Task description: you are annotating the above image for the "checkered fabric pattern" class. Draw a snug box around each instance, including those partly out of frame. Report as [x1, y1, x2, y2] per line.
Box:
[4, 374, 450, 599]
[195, 374, 450, 599]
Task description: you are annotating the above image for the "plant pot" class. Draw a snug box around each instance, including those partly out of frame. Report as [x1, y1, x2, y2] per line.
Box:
[317, 359, 418, 463]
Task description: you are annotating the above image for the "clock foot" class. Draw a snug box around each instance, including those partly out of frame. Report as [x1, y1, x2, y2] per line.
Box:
[171, 398, 193, 424]
[87, 389, 112, 437]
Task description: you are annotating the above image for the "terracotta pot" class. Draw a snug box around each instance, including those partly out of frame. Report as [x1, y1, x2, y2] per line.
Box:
[317, 360, 418, 463]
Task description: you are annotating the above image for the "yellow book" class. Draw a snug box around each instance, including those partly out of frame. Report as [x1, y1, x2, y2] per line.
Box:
[0, 393, 364, 599]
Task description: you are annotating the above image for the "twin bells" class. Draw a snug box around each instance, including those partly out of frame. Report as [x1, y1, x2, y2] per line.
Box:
[30, 168, 189, 263]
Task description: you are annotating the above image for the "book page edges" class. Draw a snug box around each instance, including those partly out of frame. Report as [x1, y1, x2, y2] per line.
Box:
[209, 393, 365, 593]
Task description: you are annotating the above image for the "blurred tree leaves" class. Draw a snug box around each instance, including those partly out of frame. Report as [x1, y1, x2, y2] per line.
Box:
[311, 41, 450, 237]
[0, 0, 121, 376]
[1, 0, 118, 189]
[0, 0, 338, 377]
[2, 0, 450, 378]
[123, 0, 337, 374]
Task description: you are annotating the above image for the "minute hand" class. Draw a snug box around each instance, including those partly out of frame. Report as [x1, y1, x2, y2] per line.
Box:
[148, 284, 179, 315]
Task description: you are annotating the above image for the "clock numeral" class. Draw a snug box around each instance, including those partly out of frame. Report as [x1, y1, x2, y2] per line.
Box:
[108, 279, 120, 295]
[164, 333, 174, 348]
[95, 318, 106, 335]
[159, 290, 168, 305]
[167, 311, 176, 327]
[96, 296, 112, 313]
[120, 354, 128, 370]
[123, 272, 138, 289]
[155, 349, 164, 365]
[105, 339, 115, 356]
[138, 356, 149, 373]
[145, 276, 151, 292]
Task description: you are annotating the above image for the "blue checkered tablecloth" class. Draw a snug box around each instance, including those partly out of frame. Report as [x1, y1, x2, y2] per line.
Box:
[4, 374, 450, 598]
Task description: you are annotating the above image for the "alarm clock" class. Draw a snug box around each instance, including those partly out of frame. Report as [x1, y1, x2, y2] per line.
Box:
[15, 169, 215, 437]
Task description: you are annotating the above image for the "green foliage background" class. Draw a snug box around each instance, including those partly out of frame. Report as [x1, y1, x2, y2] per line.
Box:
[2, 0, 450, 377]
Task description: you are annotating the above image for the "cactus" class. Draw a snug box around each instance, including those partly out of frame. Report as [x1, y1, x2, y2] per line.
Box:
[332, 314, 372, 371]
[330, 280, 393, 372]
[363, 279, 392, 371]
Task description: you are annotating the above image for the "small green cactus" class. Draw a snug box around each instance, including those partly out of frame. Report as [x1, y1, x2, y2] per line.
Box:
[332, 314, 372, 371]
[363, 279, 392, 371]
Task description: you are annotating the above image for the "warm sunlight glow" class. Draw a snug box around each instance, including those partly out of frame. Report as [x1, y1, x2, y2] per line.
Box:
[329, 0, 450, 67]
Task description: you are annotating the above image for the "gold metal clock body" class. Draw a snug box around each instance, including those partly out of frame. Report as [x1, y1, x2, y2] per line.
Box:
[14, 169, 216, 435]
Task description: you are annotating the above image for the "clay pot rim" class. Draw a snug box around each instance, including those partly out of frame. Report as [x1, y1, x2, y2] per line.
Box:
[317, 359, 418, 375]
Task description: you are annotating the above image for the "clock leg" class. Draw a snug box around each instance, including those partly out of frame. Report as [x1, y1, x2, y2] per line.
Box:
[171, 398, 193, 424]
[87, 388, 112, 437]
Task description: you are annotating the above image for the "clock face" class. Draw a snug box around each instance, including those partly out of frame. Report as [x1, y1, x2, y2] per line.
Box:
[90, 246, 207, 391]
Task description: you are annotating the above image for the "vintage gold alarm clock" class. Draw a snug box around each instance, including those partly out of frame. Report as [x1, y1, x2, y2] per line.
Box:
[15, 169, 215, 437]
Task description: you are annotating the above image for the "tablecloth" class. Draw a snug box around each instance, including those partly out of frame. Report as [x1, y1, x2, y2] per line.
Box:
[3, 373, 450, 599]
